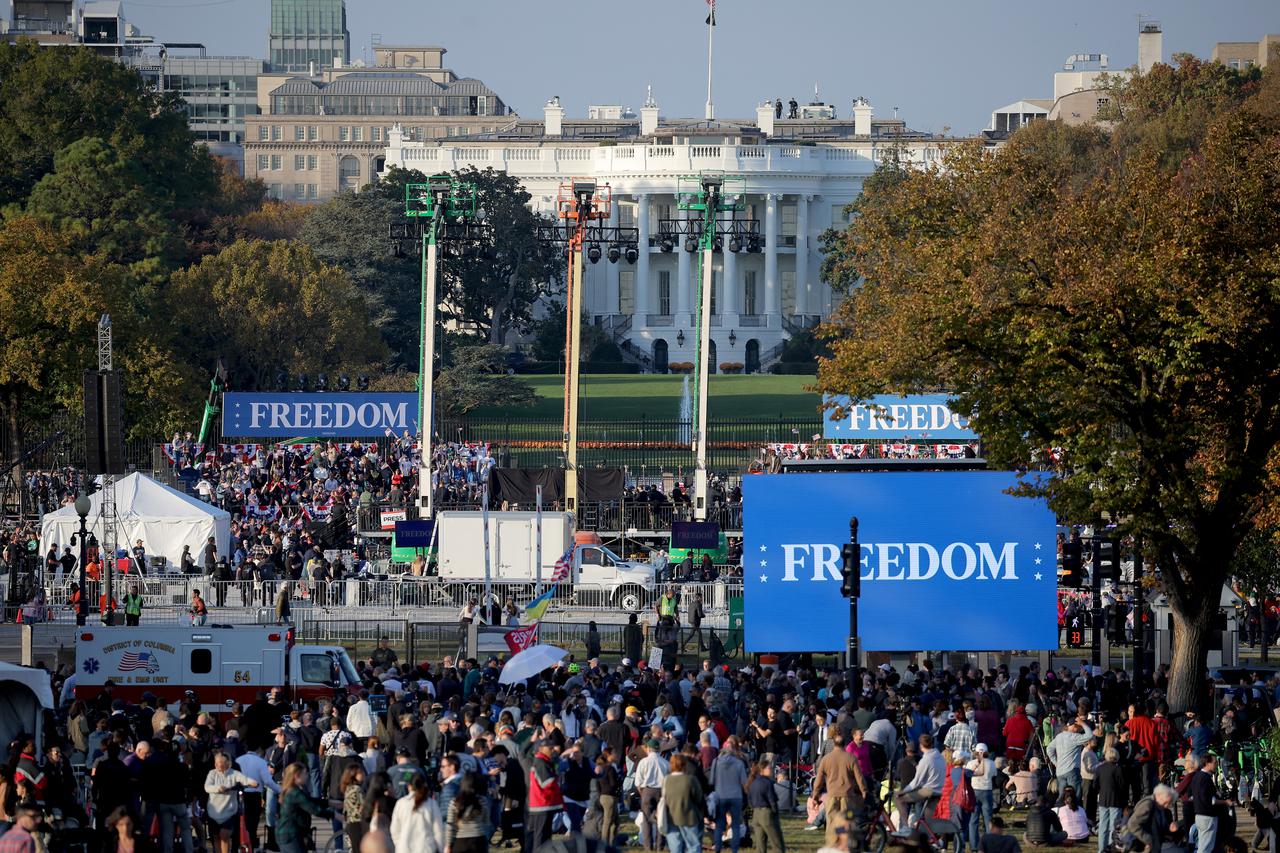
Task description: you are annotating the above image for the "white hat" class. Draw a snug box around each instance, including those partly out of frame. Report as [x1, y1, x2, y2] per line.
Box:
[878, 663, 892, 672]
[975, 743, 989, 753]
[621, 657, 632, 667]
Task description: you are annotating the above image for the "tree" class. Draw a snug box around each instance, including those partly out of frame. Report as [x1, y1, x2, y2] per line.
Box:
[434, 343, 536, 416]
[530, 303, 609, 365]
[1230, 529, 1280, 661]
[815, 59, 1280, 712]
[0, 217, 196, 466]
[164, 240, 389, 391]
[0, 42, 216, 211]
[298, 189, 420, 370]
[25, 137, 185, 272]
[374, 166, 563, 345]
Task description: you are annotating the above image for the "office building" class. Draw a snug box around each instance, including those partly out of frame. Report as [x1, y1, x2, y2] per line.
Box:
[1212, 34, 1280, 70]
[245, 44, 511, 201]
[380, 93, 954, 373]
[268, 0, 348, 73]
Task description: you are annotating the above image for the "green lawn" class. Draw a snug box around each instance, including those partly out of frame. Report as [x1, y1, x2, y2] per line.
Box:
[473, 374, 823, 421]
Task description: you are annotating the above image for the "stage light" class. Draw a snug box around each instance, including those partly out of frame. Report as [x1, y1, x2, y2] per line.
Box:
[587, 244, 602, 264]
[607, 245, 621, 264]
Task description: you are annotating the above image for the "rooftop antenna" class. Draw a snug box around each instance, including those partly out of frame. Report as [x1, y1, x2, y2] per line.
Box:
[704, 0, 716, 119]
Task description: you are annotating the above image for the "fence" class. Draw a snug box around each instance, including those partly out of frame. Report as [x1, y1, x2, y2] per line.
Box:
[24, 574, 742, 622]
[358, 500, 745, 535]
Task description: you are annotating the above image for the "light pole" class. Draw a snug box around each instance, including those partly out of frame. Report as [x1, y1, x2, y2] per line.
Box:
[662, 173, 758, 520]
[535, 181, 639, 512]
[74, 493, 90, 627]
[389, 176, 488, 520]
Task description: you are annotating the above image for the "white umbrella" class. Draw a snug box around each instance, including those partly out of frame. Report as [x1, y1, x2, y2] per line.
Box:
[498, 644, 568, 684]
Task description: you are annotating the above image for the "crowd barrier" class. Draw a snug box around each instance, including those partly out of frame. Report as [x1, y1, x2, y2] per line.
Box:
[358, 500, 745, 535]
[24, 575, 742, 621]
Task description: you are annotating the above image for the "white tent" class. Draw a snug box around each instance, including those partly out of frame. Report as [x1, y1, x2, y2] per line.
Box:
[40, 473, 230, 570]
[0, 663, 53, 750]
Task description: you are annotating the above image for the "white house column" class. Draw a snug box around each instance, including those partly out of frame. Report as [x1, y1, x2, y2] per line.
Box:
[722, 235, 739, 318]
[764, 193, 780, 319]
[605, 201, 620, 315]
[676, 205, 693, 324]
[795, 194, 810, 317]
[637, 193, 652, 315]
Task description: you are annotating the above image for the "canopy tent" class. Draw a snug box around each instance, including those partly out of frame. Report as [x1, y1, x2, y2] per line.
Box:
[0, 663, 53, 751]
[40, 473, 230, 570]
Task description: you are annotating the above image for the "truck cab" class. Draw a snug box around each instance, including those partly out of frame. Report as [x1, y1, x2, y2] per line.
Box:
[573, 533, 656, 611]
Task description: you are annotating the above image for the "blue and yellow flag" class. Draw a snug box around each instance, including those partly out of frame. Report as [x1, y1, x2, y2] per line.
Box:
[524, 586, 555, 622]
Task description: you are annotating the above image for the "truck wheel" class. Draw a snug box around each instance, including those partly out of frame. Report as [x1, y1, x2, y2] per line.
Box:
[615, 586, 644, 613]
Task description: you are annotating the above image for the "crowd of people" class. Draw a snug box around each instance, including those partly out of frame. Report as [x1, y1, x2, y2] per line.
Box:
[0, 630, 1276, 853]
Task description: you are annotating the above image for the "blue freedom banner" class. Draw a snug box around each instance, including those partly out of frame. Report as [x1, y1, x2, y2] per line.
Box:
[394, 520, 434, 548]
[823, 394, 975, 440]
[671, 521, 721, 550]
[223, 393, 418, 438]
[742, 472, 1057, 652]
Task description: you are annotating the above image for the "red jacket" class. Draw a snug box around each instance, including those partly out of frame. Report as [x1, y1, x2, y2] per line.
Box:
[1003, 709, 1033, 756]
[1126, 714, 1158, 763]
[528, 753, 563, 812]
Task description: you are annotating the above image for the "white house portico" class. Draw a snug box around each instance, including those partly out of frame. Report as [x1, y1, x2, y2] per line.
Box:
[381, 95, 954, 373]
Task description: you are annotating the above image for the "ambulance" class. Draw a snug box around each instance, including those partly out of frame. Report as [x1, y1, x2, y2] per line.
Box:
[74, 625, 361, 712]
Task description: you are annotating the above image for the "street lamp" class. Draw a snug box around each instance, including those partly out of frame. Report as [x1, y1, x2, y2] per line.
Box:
[534, 181, 640, 512]
[660, 172, 759, 520]
[388, 175, 490, 519]
[74, 493, 90, 627]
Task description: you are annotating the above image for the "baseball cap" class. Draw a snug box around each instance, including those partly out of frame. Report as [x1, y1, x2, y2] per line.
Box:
[975, 743, 989, 753]
[396, 747, 411, 757]
[625, 706, 641, 716]
[620, 658, 632, 667]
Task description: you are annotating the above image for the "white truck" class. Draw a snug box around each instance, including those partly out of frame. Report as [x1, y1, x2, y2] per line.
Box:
[436, 511, 656, 611]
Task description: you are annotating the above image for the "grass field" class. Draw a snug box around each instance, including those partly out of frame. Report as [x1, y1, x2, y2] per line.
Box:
[472, 374, 823, 421]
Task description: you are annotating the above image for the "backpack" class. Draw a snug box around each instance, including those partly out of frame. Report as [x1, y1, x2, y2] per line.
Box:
[952, 767, 976, 812]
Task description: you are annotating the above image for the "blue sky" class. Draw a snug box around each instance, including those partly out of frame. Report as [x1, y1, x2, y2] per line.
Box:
[53, 0, 1280, 135]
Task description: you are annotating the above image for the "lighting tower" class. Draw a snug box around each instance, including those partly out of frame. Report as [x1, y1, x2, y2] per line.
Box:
[661, 173, 759, 520]
[97, 314, 117, 622]
[535, 181, 640, 511]
[388, 176, 490, 518]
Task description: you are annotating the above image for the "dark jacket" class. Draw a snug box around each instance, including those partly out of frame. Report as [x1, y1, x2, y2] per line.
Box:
[623, 623, 643, 663]
[1095, 761, 1126, 809]
[324, 752, 360, 800]
[276, 787, 331, 845]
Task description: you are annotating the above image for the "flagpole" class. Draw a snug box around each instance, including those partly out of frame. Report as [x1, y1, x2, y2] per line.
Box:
[535, 485, 543, 596]
[705, 0, 715, 120]
[482, 483, 492, 616]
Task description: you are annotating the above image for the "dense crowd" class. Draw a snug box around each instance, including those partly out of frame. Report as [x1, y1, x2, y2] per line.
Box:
[2, 623, 1277, 853]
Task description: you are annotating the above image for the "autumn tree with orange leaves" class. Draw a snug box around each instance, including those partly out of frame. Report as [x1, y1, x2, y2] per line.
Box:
[817, 57, 1280, 712]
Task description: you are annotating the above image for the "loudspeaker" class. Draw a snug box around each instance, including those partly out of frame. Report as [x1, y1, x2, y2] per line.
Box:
[84, 370, 126, 475]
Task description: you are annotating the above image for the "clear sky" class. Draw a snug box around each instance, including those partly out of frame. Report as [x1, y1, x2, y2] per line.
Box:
[44, 0, 1280, 135]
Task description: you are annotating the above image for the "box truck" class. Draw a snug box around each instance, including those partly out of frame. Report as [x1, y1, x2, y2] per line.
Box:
[436, 511, 656, 611]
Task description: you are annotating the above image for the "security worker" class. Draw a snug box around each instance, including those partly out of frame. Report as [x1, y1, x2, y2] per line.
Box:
[123, 584, 144, 626]
[656, 585, 679, 622]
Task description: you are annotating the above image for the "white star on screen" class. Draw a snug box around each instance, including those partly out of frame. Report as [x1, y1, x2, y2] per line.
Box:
[1034, 543, 1042, 550]
[759, 574, 768, 583]
[760, 560, 767, 568]
[759, 544, 767, 552]
[1035, 557, 1042, 565]
[1034, 572, 1043, 581]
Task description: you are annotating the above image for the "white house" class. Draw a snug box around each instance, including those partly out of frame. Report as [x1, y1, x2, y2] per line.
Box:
[381, 93, 956, 373]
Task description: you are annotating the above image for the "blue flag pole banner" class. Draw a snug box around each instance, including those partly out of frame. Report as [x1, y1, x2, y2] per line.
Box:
[223, 393, 419, 438]
[823, 394, 975, 440]
[742, 472, 1058, 652]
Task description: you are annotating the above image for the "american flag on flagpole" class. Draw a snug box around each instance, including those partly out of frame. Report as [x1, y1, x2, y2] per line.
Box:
[550, 545, 576, 583]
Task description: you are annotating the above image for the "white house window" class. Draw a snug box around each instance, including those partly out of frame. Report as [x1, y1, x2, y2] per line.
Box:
[658, 270, 672, 316]
[619, 270, 635, 315]
[294, 154, 306, 170]
[257, 154, 270, 172]
[782, 271, 796, 313]
[744, 271, 758, 315]
[780, 204, 797, 237]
